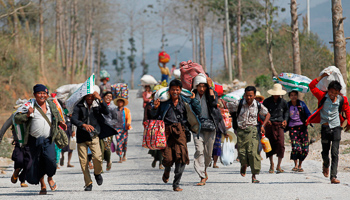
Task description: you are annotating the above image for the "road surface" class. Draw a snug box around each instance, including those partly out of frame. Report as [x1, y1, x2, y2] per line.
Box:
[0, 90, 350, 199]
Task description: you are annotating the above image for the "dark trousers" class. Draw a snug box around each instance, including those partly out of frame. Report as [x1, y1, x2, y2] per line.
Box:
[26, 135, 57, 184]
[321, 125, 342, 180]
[11, 143, 32, 183]
[165, 163, 186, 189]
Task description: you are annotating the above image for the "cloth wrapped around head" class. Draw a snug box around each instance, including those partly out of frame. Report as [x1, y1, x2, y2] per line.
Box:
[192, 73, 207, 90]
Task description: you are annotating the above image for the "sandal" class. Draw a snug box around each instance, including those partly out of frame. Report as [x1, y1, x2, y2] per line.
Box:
[49, 181, 57, 191]
[106, 162, 112, 171]
[21, 183, 28, 187]
[213, 165, 219, 168]
[297, 168, 304, 172]
[39, 189, 47, 195]
[122, 157, 127, 161]
[276, 168, 285, 174]
[269, 169, 274, 174]
[67, 164, 74, 168]
[196, 181, 206, 186]
[252, 179, 260, 183]
[162, 171, 170, 183]
[292, 167, 298, 171]
[173, 187, 183, 192]
[11, 174, 18, 184]
[159, 165, 164, 170]
[240, 166, 247, 177]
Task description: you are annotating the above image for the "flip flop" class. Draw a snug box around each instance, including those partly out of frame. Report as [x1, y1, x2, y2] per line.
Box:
[49, 181, 57, 191]
[67, 164, 74, 168]
[162, 173, 169, 183]
[106, 162, 112, 171]
[39, 189, 47, 195]
[173, 187, 183, 192]
[297, 168, 304, 172]
[11, 174, 18, 184]
[276, 169, 285, 174]
[196, 181, 206, 186]
[240, 166, 247, 177]
[269, 169, 274, 174]
[213, 165, 219, 168]
[252, 179, 260, 183]
[292, 167, 298, 171]
[21, 183, 28, 187]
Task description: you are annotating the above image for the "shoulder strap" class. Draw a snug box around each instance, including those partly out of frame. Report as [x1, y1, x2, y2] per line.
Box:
[318, 96, 327, 109]
[339, 95, 344, 113]
[34, 103, 52, 128]
[236, 99, 244, 117]
[257, 101, 261, 113]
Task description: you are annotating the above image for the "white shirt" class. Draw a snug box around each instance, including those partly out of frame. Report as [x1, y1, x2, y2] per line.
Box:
[29, 101, 52, 138]
[196, 92, 209, 119]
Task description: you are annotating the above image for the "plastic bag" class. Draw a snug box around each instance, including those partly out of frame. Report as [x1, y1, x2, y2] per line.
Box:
[220, 138, 235, 166]
[141, 75, 158, 86]
[154, 87, 192, 102]
[273, 73, 312, 93]
[317, 66, 347, 95]
[69, 136, 76, 150]
[66, 74, 95, 114]
[221, 88, 245, 102]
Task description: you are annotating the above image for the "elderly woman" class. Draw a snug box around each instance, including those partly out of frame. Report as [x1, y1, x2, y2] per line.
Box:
[287, 91, 311, 172]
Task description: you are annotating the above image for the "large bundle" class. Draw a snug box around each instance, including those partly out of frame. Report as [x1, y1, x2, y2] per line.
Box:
[154, 87, 192, 102]
[158, 51, 170, 63]
[317, 66, 347, 95]
[55, 84, 82, 103]
[111, 83, 129, 99]
[273, 73, 312, 93]
[214, 82, 224, 97]
[100, 70, 110, 79]
[140, 75, 158, 86]
[66, 74, 95, 114]
[180, 60, 207, 90]
[221, 88, 245, 102]
[173, 69, 181, 79]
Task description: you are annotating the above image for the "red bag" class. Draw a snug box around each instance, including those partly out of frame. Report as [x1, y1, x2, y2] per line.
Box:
[180, 60, 207, 90]
[159, 51, 170, 63]
[219, 99, 232, 129]
[142, 120, 166, 150]
[214, 82, 224, 97]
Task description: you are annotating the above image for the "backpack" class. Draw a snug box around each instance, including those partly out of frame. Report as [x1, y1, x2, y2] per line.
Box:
[231, 99, 261, 130]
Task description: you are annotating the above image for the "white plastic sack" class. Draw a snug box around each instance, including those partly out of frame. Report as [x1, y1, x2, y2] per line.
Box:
[221, 88, 245, 102]
[56, 84, 82, 103]
[173, 69, 181, 79]
[141, 75, 158, 86]
[69, 136, 76, 150]
[273, 73, 312, 93]
[220, 138, 235, 166]
[154, 87, 192, 102]
[317, 66, 347, 95]
[192, 73, 207, 89]
[66, 74, 95, 114]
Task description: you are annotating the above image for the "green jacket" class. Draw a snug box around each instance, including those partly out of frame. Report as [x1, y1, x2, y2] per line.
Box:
[14, 100, 63, 146]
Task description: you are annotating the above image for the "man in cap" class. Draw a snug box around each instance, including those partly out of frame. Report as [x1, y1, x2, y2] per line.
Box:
[263, 83, 289, 174]
[71, 86, 109, 191]
[14, 84, 67, 195]
[192, 74, 227, 186]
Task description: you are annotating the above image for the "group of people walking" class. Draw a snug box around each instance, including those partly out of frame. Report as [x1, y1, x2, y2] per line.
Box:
[142, 72, 350, 191]
[1, 69, 349, 194]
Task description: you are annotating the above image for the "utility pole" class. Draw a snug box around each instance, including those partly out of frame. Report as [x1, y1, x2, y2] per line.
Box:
[307, 0, 310, 34]
[225, 0, 232, 82]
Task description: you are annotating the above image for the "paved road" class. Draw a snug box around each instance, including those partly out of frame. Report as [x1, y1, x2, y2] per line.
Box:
[1, 90, 350, 199]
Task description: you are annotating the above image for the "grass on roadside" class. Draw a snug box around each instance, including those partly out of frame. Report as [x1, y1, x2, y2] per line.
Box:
[0, 139, 13, 158]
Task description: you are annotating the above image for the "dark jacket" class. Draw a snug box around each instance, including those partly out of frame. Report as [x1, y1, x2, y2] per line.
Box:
[71, 98, 116, 143]
[192, 89, 226, 134]
[14, 100, 63, 146]
[263, 96, 289, 122]
[150, 95, 201, 133]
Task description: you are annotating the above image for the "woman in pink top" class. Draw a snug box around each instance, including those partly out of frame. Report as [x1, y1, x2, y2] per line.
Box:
[142, 85, 152, 108]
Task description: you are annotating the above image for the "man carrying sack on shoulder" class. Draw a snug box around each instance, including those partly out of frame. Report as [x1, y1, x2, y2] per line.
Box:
[306, 73, 350, 184]
[71, 85, 109, 191]
[14, 84, 67, 195]
[192, 74, 227, 186]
